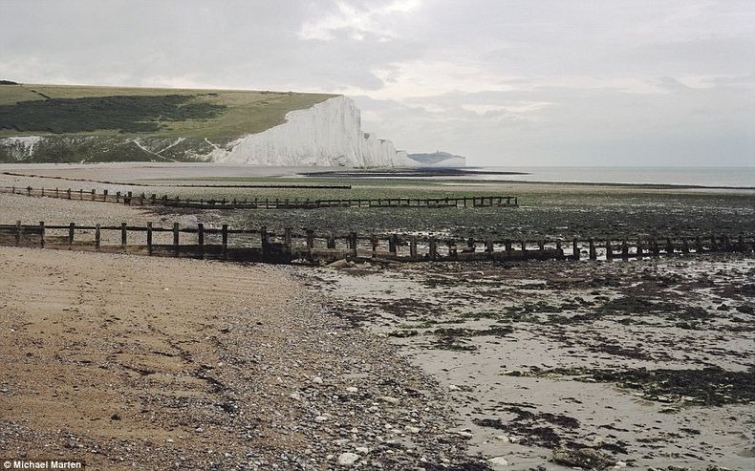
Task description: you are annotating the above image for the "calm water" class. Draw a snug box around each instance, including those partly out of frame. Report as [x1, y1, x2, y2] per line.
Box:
[468, 167, 754, 188]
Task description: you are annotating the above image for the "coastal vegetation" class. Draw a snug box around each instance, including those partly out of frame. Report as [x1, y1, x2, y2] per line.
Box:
[0, 83, 334, 139]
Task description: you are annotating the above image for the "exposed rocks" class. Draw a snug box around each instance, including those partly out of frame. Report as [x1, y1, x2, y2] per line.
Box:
[337, 452, 360, 466]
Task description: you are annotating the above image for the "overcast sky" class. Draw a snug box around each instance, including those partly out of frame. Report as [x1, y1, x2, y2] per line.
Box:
[1, 0, 753, 166]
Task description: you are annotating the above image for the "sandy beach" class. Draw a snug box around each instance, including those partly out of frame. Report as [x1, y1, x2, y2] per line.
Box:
[0, 181, 489, 470]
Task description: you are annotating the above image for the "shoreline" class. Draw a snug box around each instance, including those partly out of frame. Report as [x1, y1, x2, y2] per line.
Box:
[1, 163, 752, 192]
[1, 164, 753, 470]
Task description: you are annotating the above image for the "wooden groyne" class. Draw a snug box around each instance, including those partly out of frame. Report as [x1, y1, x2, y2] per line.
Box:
[1, 221, 751, 265]
[0, 185, 519, 209]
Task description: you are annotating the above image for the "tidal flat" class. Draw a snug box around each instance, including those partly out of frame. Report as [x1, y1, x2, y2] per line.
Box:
[299, 254, 755, 469]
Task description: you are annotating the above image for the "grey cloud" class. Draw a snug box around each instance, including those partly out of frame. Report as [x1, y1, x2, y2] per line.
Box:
[1, 0, 752, 165]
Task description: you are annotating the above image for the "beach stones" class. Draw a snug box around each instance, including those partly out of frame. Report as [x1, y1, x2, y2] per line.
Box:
[337, 452, 360, 466]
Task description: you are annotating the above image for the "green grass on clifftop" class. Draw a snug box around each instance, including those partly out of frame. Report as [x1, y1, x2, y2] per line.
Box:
[0, 83, 335, 139]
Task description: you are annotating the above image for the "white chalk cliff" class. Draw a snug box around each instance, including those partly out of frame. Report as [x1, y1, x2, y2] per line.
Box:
[207, 96, 414, 167]
[0, 95, 415, 167]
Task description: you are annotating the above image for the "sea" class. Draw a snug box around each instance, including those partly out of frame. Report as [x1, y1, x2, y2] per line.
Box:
[465, 166, 754, 188]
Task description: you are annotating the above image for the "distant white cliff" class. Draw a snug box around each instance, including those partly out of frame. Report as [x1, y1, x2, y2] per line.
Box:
[207, 96, 415, 167]
[407, 151, 466, 167]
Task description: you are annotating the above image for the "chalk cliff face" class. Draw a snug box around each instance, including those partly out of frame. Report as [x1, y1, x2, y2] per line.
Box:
[207, 96, 414, 167]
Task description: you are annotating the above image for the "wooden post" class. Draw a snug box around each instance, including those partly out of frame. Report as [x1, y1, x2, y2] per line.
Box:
[91, 189, 96, 201]
[121, 223, 127, 248]
[95, 224, 101, 251]
[147, 222, 153, 256]
[67, 189, 72, 200]
[173, 223, 180, 257]
[198, 223, 205, 259]
[306, 230, 314, 254]
[79, 189, 83, 200]
[284, 227, 292, 254]
[429, 238, 438, 259]
[622, 240, 629, 259]
[15, 220, 21, 246]
[651, 238, 659, 255]
[682, 237, 690, 254]
[126, 191, 132, 205]
[573, 238, 580, 260]
[665, 237, 674, 254]
[556, 240, 563, 258]
[41, 187, 45, 197]
[410, 237, 418, 258]
[222, 224, 228, 260]
[606, 240, 613, 259]
[69, 223, 75, 248]
[39, 221, 45, 248]
[486, 240, 494, 255]
[327, 235, 336, 249]
[388, 235, 397, 254]
[520, 240, 527, 254]
[103, 189, 108, 202]
[116, 191, 121, 203]
[371, 235, 378, 257]
[588, 239, 597, 260]
[350, 232, 358, 258]
[260, 226, 268, 259]
[538, 240, 545, 255]
[695, 236, 703, 253]
[505, 240, 513, 257]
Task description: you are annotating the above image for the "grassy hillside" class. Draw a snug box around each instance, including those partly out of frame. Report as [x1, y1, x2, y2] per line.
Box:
[0, 83, 335, 140]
